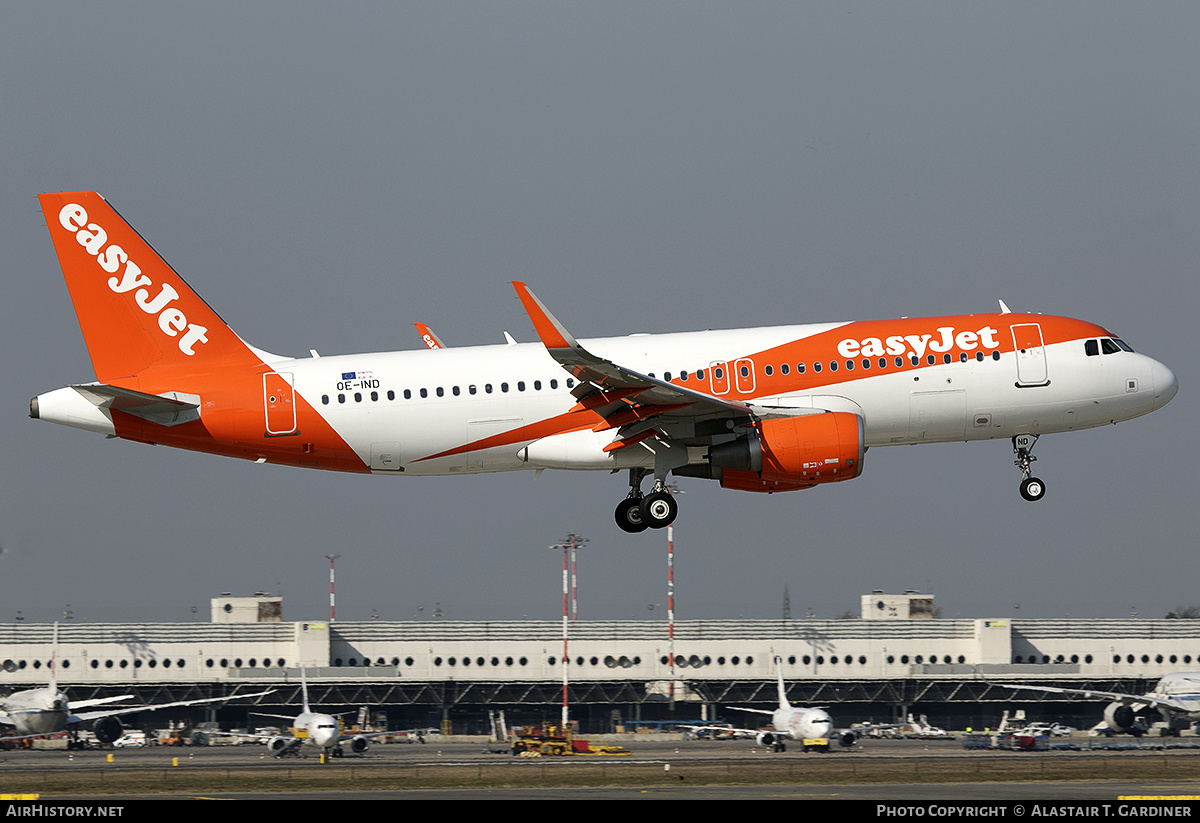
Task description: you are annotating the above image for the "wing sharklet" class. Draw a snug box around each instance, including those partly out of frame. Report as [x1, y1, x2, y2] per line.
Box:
[512, 281, 577, 350]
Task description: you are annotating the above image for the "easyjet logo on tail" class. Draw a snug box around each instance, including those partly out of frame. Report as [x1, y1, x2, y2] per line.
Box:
[57, 203, 209, 356]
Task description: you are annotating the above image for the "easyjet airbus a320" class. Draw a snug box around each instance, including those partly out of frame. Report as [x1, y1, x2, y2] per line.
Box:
[31, 192, 1178, 532]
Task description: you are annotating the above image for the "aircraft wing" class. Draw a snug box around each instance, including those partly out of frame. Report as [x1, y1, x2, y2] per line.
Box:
[338, 727, 429, 743]
[512, 282, 756, 441]
[66, 695, 135, 711]
[724, 706, 775, 717]
[995, 683, 1189, 714]
[678, 723, 758, 740]
[69, 688, 276, 724]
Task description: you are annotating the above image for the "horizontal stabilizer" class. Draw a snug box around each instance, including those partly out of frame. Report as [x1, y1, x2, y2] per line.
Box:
[72, 384, 201, 427]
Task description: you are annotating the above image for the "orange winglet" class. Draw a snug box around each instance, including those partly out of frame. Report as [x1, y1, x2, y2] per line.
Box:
[414, 322, 445, 350]
[512, 281, 575, 350]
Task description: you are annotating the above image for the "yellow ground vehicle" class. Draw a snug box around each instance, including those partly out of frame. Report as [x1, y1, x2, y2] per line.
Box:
[511, 725, 628, 757]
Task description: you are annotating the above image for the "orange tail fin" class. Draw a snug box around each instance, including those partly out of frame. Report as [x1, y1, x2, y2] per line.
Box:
[38, 191, 260, 382]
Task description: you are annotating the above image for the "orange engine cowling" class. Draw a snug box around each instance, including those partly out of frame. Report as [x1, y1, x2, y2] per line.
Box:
[717, 412, 865, 493]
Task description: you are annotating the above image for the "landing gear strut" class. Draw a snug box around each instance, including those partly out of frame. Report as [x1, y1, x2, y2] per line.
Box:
[1013, 434, 1046, 502]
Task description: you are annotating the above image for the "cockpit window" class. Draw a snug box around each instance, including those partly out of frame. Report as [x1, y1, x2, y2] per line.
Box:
[1084, 339, 1099, 357]
[1113, 338, 1134, 352]
[1101, 338, 1121, 355]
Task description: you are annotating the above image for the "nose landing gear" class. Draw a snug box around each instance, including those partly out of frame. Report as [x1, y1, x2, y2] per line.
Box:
[1013, 434, 1046, 501]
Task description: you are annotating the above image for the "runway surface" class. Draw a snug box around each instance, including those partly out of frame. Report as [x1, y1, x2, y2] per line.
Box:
[3, 737, 1199, 801]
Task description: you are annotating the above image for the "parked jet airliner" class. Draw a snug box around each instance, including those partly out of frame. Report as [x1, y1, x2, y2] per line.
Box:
[228, 668, 408, 757]
[1000, 674, 1200, 737]
[688, 657, 896, 751]
[30, 192, 1178, 531]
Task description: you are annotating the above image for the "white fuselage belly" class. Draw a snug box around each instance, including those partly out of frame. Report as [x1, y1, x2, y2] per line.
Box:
[275, 325, 1166, 477]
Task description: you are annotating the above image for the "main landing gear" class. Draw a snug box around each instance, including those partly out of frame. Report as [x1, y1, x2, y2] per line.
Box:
[615, 469, 678, 533]
[1013, 434, 1046, 502]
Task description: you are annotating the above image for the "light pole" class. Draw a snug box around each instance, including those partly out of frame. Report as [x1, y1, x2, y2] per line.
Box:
[325, 554, 341, 622]
[665, 484, 682, 719]
[550, 532, 588, 731]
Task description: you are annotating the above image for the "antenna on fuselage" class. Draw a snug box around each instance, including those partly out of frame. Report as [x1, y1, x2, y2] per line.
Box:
[998, 299, 1012, 314]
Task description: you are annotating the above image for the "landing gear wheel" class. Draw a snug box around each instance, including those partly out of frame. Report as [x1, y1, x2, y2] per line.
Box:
[640, 491, 678, 529]
[1019, 476, 1046, 502]
[615, 498, 648, 533]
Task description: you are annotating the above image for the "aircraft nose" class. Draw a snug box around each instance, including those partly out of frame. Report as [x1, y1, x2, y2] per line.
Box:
[1152, 361, 1179, 410]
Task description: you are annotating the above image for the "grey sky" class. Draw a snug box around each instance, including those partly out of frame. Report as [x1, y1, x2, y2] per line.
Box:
[1, 3, 1196, 624]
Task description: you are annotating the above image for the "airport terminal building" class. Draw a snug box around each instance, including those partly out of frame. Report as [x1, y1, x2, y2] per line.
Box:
[3, 593, 1198, 733]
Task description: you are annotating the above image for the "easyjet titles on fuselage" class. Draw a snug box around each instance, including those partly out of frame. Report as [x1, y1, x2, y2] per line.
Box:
[56, 203, 209, 356]
[836, 325, 1001, 361]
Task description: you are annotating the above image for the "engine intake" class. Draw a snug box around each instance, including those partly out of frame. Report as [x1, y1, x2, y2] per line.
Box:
[1104, 702, 1143, 736]
[92, 716, 123, 746]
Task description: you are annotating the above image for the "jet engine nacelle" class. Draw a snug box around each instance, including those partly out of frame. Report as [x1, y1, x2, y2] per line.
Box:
[350, 735, 369, 754]
[713, 412, 865, 493]
[756, 731, 781, 748]
[1103, 702, 1143, 736]
[836, 730, 858, 747]
[92, 716, 123, 746]
[268, 736, 292, 754]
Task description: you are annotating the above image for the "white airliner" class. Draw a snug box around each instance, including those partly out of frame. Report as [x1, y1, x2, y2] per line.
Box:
[0, 628, 273, 748]
[1000, 673, 1200, 737]
[243, 669, 400, 757]
[694, 657, 892, 751]
[30, 192, 1178, 532]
